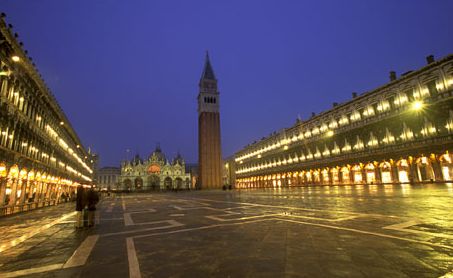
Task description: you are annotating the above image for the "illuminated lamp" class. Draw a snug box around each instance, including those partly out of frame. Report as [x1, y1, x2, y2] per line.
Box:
[0, 163, 7, 177]
[412, 101, 424, 110]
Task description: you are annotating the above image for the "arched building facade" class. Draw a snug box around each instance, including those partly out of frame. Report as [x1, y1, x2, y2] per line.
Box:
[0, 15, 94, 215]
[119, 146, 191, 191]
[232, 55, 453, 188]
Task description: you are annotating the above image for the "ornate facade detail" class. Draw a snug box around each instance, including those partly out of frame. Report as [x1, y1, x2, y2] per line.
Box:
[119, 146, 191, 191]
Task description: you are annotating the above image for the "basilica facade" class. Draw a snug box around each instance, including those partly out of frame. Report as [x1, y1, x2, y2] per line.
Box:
[119, 146, 191, 191]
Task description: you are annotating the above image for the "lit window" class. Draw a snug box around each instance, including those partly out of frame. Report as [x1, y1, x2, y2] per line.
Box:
[312, 127, 320, 135]
[363, 106, 375, 117]
[394, 92, 408, 106]
[328, 119, 338, 129]
[350, 111, 361, 122]
[339, 115, 349, 126]
[377, 100, 390, 112]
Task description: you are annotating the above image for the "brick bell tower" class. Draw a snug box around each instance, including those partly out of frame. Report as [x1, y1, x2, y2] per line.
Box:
[198, 52, 222, 189]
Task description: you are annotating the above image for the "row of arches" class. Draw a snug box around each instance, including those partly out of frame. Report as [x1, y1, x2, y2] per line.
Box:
[123, 175, 191, 190]
[236, 153, 453, 188]
[0, 162, 78, 211]
[203, 96, 217, 104]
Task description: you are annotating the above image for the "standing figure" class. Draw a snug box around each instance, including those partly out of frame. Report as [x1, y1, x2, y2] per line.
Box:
[75, 185, 86, 228]
[86, 186, 99, 227]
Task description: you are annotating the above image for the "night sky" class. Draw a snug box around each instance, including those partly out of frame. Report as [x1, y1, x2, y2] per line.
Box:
[1, 1, 452, 167]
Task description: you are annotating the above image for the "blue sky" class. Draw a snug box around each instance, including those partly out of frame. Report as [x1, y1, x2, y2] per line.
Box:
[1, 0, 452, 166]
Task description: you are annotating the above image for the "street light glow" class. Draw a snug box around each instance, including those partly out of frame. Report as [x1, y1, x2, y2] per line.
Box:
[11, 55, 20, 62]
[412, 101, 424, 110]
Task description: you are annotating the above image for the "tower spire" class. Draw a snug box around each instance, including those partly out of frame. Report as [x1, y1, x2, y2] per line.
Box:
[201, 50, 216, 80]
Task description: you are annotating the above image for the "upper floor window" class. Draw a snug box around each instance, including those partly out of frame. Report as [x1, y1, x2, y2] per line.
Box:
[413, 87, 430, 99]
[312, 126, 320, 135]
[350, 110, 361, 122]
[328, 119, 338, 129]
[426, 80, 438, 95]
[377, 99, 390, 112]
[339, 115, 349, 126]
[394, 92, 408, 107]
[363, 105, 375, 117]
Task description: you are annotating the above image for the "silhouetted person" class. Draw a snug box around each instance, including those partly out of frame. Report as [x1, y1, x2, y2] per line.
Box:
[75, 185, 86, 228]
[86, 187, 99, 227]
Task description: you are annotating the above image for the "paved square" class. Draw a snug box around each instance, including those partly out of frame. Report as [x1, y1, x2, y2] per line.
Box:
[0, 184, 452, 277]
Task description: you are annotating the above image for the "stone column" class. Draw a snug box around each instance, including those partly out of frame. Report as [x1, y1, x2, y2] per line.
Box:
[409, 163, 419, 183]
[36, 182, 43, 204]
[19, 179, 27, 204]
[0, 178, 6, 205]
[375, 167, 382, 184]
[362, 169, 367, 184]
[391, 165, 399, 183]
[348, 170, 354, 184]
[431, 160, 443, 181]
[9, 178, 18, 205]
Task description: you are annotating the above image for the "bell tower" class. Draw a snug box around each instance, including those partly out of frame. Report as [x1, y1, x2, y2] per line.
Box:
[198, 52, 222, 189]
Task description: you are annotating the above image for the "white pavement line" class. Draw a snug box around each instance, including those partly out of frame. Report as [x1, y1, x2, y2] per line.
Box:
[63, 235, 99, 268]
[128, 208, 157, 213]
[126, 237, 142, 278]
[276, 218, 453, 250]
[171, 205, 226, 212]
[122, 197, 126, 211]
[102, 220, 184, 237]
[205, 213, 357, 222]
[0, 263, 64, 278]
[174, 199, 210, 206]
[185, 197, 397, 219]
[132, 218, 273, 240]
[283, 214, 358, 222]
[0, 211, 76, 253]
[124, 213, 134, 226]
[383, 220, 453, 240]
[123, 209, 158, 226]
[100, 217, 124, 221]
[205, 213, 281, 222]
[224, 205, 255, 210]
[383, 220, 419, 230]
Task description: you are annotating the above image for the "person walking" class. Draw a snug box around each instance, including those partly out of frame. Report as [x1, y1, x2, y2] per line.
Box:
[60, 192, 66, 203]
[86, 186, 99, 227]
[75, 185, 86, 228]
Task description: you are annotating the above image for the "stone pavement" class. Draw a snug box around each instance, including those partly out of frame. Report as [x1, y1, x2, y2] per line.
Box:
[0, 184, 452, 277]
